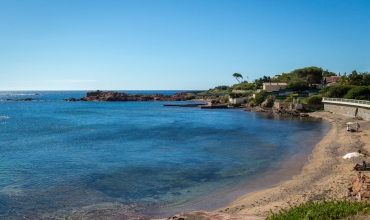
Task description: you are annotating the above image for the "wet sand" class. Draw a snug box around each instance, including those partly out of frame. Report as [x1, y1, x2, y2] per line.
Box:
[161, 112, 370, 219]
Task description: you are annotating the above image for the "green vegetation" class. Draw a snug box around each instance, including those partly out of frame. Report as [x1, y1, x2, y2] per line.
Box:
[339, 70, 370, 86]
[307, 94, 323, 104]
[196, 67, 370, 106]
[284, 94, 296, 103]
[287, 79, 309, 91]
[219, 95, 229, 104]
[232, 73, 243, 83]
[319, 85, 356, 98]
[343, 86, 370, 100]
[232, 81, 257, 90]
[228, 92, 242, 98]
[185, 93, 196, 100]
[267, 199, 370, 220]
[252, 90, 267, 105]
[274, 66, 324, 90]
[253, 75, 272, 87]
[198, 86, 230, 95]
[322, 69, 337, 77]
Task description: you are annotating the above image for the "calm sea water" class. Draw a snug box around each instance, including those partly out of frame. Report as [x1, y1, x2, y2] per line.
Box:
[0, 91, 329, 219]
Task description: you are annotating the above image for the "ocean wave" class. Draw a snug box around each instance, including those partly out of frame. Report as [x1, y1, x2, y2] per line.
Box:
[0, 116, 9, 119]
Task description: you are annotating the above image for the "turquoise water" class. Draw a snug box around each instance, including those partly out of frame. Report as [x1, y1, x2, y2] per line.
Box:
[0, 91, 329, 219]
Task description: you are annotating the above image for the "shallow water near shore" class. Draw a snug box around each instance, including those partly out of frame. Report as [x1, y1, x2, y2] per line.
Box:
[0, 91, 330, 219]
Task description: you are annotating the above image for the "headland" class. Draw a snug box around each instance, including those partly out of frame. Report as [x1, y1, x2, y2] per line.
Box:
[69, 90, 192, 101]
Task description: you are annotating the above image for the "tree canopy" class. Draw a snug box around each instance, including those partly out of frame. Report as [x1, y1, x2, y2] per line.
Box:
[292, 66, 323, 86]
[339, 71, 370, 86]
[232, 73, 243, 83]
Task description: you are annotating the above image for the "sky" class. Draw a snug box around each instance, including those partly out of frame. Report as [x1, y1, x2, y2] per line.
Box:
[1, 0, 370, 91]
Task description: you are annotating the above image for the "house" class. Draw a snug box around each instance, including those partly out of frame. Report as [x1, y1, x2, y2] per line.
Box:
[262, 82, 287, 92]
[323, 76, 341, 86]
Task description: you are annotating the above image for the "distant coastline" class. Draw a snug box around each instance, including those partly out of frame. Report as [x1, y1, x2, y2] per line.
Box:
[71, 90, 193, 101]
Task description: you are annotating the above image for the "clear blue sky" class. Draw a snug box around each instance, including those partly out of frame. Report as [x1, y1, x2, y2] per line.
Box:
[1, 0, 369, 90]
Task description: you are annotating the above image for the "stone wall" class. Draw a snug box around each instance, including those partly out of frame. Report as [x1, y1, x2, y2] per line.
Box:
[358, 107, 370, 121]
[324, 103, 370, 121]
[229, 97, 249, 104]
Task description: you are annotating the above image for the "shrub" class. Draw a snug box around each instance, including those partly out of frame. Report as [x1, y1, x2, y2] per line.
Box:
[220, 96, 229, 103]
[228, 92, 242, 98]
[267, 199, 370, 220]
[343, 86, 370, 100]
[185, 93, 195, 100]
[254, 90, 267, 105]
[284, 94, 296, 103]
[319, 85, 355, 98]
[287, 79, 309, 91]
[299, 97, 308, 104]
[307, 94, 323, 104]
[215, 85, 230, 90]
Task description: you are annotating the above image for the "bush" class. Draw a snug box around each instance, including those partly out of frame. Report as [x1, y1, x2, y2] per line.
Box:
[185, 93, 196, 100]
[343, 86, 370, 100]
[319, 85, 355, 98]
[215, 85, 230, 90]
[307, 94, 323, 104]
[284, 94, 294, 103]
[228, 92, 242, 98]
[254, 90, 267, 105]
[287, 79, 309, 91]
[220, 96, 229, 103]
[299, 97, 308, 104]
[267, 199, 370, 220]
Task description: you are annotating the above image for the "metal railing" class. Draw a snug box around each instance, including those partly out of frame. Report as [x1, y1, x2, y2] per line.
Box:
[322, 98, 370, 106]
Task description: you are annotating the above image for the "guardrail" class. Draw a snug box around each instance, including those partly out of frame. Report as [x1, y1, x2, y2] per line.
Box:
[322, 98, 370, 107]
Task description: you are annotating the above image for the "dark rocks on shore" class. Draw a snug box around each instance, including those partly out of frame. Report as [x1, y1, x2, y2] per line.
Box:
[244, 104, 301, 116]
[76, 90, 191, 102]
[5, 98, 36, 101]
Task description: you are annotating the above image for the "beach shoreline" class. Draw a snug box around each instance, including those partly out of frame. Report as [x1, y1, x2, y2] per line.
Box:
[161, 112, 370, 219]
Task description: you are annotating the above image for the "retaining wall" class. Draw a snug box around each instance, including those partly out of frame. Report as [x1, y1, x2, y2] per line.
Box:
[324, 103, 370, 121]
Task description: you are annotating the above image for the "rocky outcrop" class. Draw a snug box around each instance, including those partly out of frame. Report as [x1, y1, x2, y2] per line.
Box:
[244, 104, 301, 116]
[74, 90, 192, 102]
[5, 98, 36, 101]
[261, 99, 274, 108]
[348, 172, 370, 201]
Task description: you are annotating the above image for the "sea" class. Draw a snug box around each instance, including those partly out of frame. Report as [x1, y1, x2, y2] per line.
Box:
[0, 91, 330, 219]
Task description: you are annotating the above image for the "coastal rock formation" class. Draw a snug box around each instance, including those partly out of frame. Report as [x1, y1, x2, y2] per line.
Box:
[348, 172, 370, 201]
[261, 99, 274, 108]
[76, 90, 191, 101]
[5, 98, 36, 101]
[244, 104, 301, 116]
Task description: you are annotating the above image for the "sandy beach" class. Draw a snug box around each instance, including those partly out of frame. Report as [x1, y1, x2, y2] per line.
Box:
[164, 112, 370, 219]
